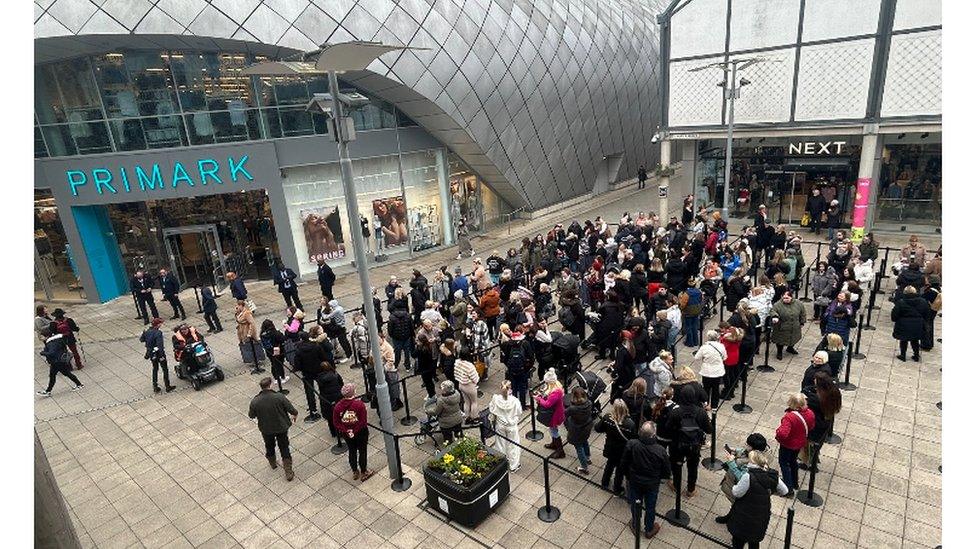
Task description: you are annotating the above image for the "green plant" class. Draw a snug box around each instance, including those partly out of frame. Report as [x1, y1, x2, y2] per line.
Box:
[427, 437, 502, 487]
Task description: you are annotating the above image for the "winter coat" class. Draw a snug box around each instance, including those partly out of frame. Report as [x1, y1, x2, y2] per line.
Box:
[801, 362, 832, 390]
[820, 300, 853, 342]
[425, 389, 463, 429]
[695, 341, 727, 379]
[726, 277, 751, 311]
[333, 397, 367, 437]
[248, 389, 298, 435]
[201, 287, 218, 314]
[431, 279, 451, 304]
[664, 258, 688, 292]
[775, 407, 815, 451]
[891, 295, 929, 341]
[319, 370, 344, 404]
[488, 393, 522, 428]
[387, 309, 413, 342]
[535, 388, 565, 427]
[672, 379, 708, 408]
[728, 467, 782, 543]
[564, 399, 595, 446]
[235, 308, 259, 342]
[596, 301, 626, 342]
[595, 414, 636, 460]
[620, 433, 671, 491]
[293, 340, 327, 377]
[40, 334, 70, 365]
[720, 333, 741, 367]
[612, 346, 636, 391]
[479, 290, 501, 318]
[558, 296, 586, 337]
[770, 300, 806, 347]
[646, 356, 674, 397]
[810, 269, 838, 303]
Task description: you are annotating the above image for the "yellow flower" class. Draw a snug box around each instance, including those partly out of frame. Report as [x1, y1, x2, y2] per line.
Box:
[459, 465, 473, 475]
[442, 454, 455, 464]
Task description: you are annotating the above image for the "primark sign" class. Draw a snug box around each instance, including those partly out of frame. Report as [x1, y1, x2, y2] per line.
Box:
[787, 140, 848, 155]
[66, 155, 254, 196]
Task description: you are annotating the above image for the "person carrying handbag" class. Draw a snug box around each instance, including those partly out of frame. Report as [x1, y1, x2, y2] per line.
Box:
[595, 399, 635, 495]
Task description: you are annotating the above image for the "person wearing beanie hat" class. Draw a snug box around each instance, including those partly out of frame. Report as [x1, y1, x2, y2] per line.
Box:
[248, 377, 299, 480]
[140, 317, 175, 393]
[332, 383, 373, 482]
[717, 432, 770, 512]
[535, 369, 566, 458]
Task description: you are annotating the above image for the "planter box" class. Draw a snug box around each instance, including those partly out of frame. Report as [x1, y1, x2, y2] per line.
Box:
[423, 455, 510, 528]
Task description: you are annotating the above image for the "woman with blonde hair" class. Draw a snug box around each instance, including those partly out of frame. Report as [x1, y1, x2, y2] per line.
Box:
[454, 358, 480, 423]
[595, 399, 636, 494]
[774, 393, 815, 497]
[671, 364, 709, 408]
[535, 368, 566, 458]
[488, 380, 523, 472]
[825, 333, 845, 378]
[622, 377, 651, 426]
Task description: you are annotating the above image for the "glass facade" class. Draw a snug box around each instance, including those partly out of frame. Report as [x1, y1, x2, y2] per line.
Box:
[34, 189, 85, 301]
[34, 50, 404, 158]
[448, 154, 485, 233]
[877, 142, 941, 225]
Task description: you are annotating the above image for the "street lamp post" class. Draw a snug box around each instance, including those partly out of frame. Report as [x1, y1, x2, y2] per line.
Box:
[245, 41, 423, 481]
[690, 57, 770, 220]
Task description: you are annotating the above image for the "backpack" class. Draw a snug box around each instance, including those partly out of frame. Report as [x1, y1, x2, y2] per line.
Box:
[677, 410, 704, 453]
[931, 290, 942, 312]
[55, 318, 71, 336]
[506, 343, 527, 375]
[558, 306, 576, 328]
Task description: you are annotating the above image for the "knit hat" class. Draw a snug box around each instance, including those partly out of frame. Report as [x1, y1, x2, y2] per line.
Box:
[341, 383, 356, 398]
[543, 368, 558, 383]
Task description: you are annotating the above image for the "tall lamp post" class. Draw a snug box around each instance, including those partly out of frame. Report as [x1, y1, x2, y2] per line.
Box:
[689, 57, 769, 220]
[245, 42, 422, 481]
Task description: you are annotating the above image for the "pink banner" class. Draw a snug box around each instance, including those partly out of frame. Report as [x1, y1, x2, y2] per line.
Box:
[850, 177, 871, 243]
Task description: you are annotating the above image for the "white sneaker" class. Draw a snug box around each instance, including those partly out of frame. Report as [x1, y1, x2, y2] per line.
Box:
[72, 384, 84, 391]
[456, 254, 463, 260]
[36, 390, 51, 397]
[339, 358, 349, 364]
[282, 376, 290, 384]
[469, 250, 475, 257]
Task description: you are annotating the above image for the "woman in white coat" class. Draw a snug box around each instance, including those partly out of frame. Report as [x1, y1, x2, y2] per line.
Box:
[694, 330, 728, 409]
[488, 380, 523, 472]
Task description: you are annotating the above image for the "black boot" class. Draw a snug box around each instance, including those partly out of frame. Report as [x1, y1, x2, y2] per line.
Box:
[787, 346, 798, 355]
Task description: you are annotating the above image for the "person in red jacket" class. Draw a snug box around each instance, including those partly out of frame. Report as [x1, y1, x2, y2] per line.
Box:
[332, 383, 374, 482]
[775, 393, 815, 497]
[719, 323, 742, 400]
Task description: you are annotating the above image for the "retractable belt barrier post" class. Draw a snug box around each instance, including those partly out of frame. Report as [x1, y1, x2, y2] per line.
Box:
[390, 434, 412, 492]
[839, 336, 858, 391]
[800, 267, 812, 302]
[399, 375, 418, 426]
[193, 286, 203, 313]
[863, 275, 879, 331]
[732, 368, 752, 414]
[633, 499, 643, 549]
[783, 507, 796, 549]
[814, 242, 823, 268]
[797, 441, 824, 507]
[719, 296, 726, 324]
[852, 314, 866, 360]
[664, 458, 690, 526]
[526, 385, 545, 441]
[757, 320, 774, 373]
[701, 410, 723, 471]
[537, 457, 561, 522]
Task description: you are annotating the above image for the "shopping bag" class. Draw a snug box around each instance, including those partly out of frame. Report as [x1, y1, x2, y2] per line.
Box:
[800, 213, 811, 227]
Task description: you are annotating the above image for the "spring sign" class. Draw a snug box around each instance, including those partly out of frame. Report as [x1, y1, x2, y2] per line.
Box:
[66, 156, 253, 197]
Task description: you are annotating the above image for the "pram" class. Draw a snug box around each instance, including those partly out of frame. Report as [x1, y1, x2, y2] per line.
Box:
[552, 331, 581, 383]
[700, 279, 720, 321]
[571, 370, 608, 417]
[175, 340, 224, 391]
[415, 397, 441, 446]
[581, 311, 601, 349]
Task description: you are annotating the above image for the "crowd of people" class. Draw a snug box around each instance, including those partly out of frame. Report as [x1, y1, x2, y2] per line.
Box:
[34, 199, 942, 547]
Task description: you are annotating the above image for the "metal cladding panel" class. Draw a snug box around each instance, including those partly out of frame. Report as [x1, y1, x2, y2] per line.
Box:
[35, 0, 667, 211]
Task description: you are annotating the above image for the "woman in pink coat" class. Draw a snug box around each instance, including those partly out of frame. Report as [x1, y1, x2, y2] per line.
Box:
[535, 368, 566, 458]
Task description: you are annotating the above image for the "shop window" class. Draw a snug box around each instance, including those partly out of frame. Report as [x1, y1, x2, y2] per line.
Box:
[877, 142, 941, 224]
[93, 52, 179, 120]
[277, 106, 316, 137]
[34, 58, 103, 125]
[401, 151, 445, 251]
[448, 153, 484, 232]
[34, 126, 48, 158]
[35, 189, 86, 301]
[168, 52, 256, 112]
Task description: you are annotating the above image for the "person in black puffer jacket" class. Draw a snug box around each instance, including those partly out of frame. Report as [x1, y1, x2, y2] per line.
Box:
[387, 307, 413, 371]
[891, 285, 929, 362]
[620, 421, 671, 538]
[292, 332, 327, 422]
[319, 360, 345, 445]
[665, 383, 712, 497]
[595, 399, 636, 494]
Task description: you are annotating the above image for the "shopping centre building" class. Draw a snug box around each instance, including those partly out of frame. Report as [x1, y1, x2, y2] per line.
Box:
[660, 0, 941, 238]
[33, 0, 666, 303]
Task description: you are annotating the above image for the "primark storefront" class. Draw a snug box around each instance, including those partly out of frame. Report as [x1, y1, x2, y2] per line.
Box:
[34, 49, 509, 303]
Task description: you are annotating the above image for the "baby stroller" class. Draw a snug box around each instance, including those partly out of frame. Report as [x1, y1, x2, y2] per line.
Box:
[700, 279, 720, 321]
[572, 370, 608, 417]
[552, 331, 582, 383]
[581, 311, 601, 349]
[176, 340, 224, 391]
[415, 397, 441, 446]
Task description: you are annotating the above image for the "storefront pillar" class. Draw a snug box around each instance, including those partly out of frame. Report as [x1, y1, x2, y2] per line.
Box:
[853, 131, 882, 242]
[435, 149, 455, 246]
[658, 139, 671, 221]
[70, 205, 128, 302]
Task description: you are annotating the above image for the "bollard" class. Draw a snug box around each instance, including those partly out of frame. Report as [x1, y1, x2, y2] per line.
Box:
[825, 418, 842, 445]
[526, 394, 544, 441]
[701, 410, 723, 471]
[536, 458, 561, 522]
[193, 286, 203, 313]
[800, 267, 812, 302]
[399, 377, 418, 426]
[783, 507, 796, 549]
[852, 314, 866, 360]
[797, 442, 824, 507]
[664, 458, 690, 526]
[390, 435, 413, 492]
[732, 371, 753, 414]
[757, 322, 775, 373]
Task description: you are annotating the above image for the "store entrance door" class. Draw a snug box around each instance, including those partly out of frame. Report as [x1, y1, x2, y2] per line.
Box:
[162, 225, 227, 293]
[765, 171, 806, 224]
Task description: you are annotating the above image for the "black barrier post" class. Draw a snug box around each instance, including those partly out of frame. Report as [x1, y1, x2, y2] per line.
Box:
[193, 286, 203, 313]
[880, 247, 891, 282]
[814, 242, 823, 267]
[863, 280, 878, 331]
[132, 292, 142, 320]
[526, 395, 544, 441]
[853, 314, 866, 359]
[800, 267, 812, 302]
[664, 459, 690, 526]
[248, 339, 265, 375]
[783, 507, 795, 549]
[632, 499, 642, 549]
[839, 346, 858, 392]
[733, 371, 753, 414]
[719, 296, 726, 324]
[757, 322, 774, 373]
[797, 442, 824, 507]
[537, 457, 561, 522]
[701, 410, 723, 471]
[871, 272, 883, 310]
[826, 418, 842, 445]
[390, 435, 413, 492]
[937, 401, 942, 410]
[358, 353, 371, 403]
[399, 377, 418, 426]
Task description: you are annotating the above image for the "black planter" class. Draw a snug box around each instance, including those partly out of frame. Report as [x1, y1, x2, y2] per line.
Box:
[423, 454, 510, 528]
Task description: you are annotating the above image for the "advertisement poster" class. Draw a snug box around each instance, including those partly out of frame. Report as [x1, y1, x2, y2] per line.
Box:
[372, 196, 408, 248]
[301, 206, 346, 262]
[850, 177, 871, 244]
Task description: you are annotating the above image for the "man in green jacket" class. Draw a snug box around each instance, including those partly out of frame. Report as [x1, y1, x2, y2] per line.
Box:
[248, 378, 299, 480]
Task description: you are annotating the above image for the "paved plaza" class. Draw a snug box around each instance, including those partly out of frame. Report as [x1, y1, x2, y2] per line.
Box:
[34, 186, 942, 549]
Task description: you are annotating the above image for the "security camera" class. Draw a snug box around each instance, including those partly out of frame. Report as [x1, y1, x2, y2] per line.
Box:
[739, 78, 751, 86]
